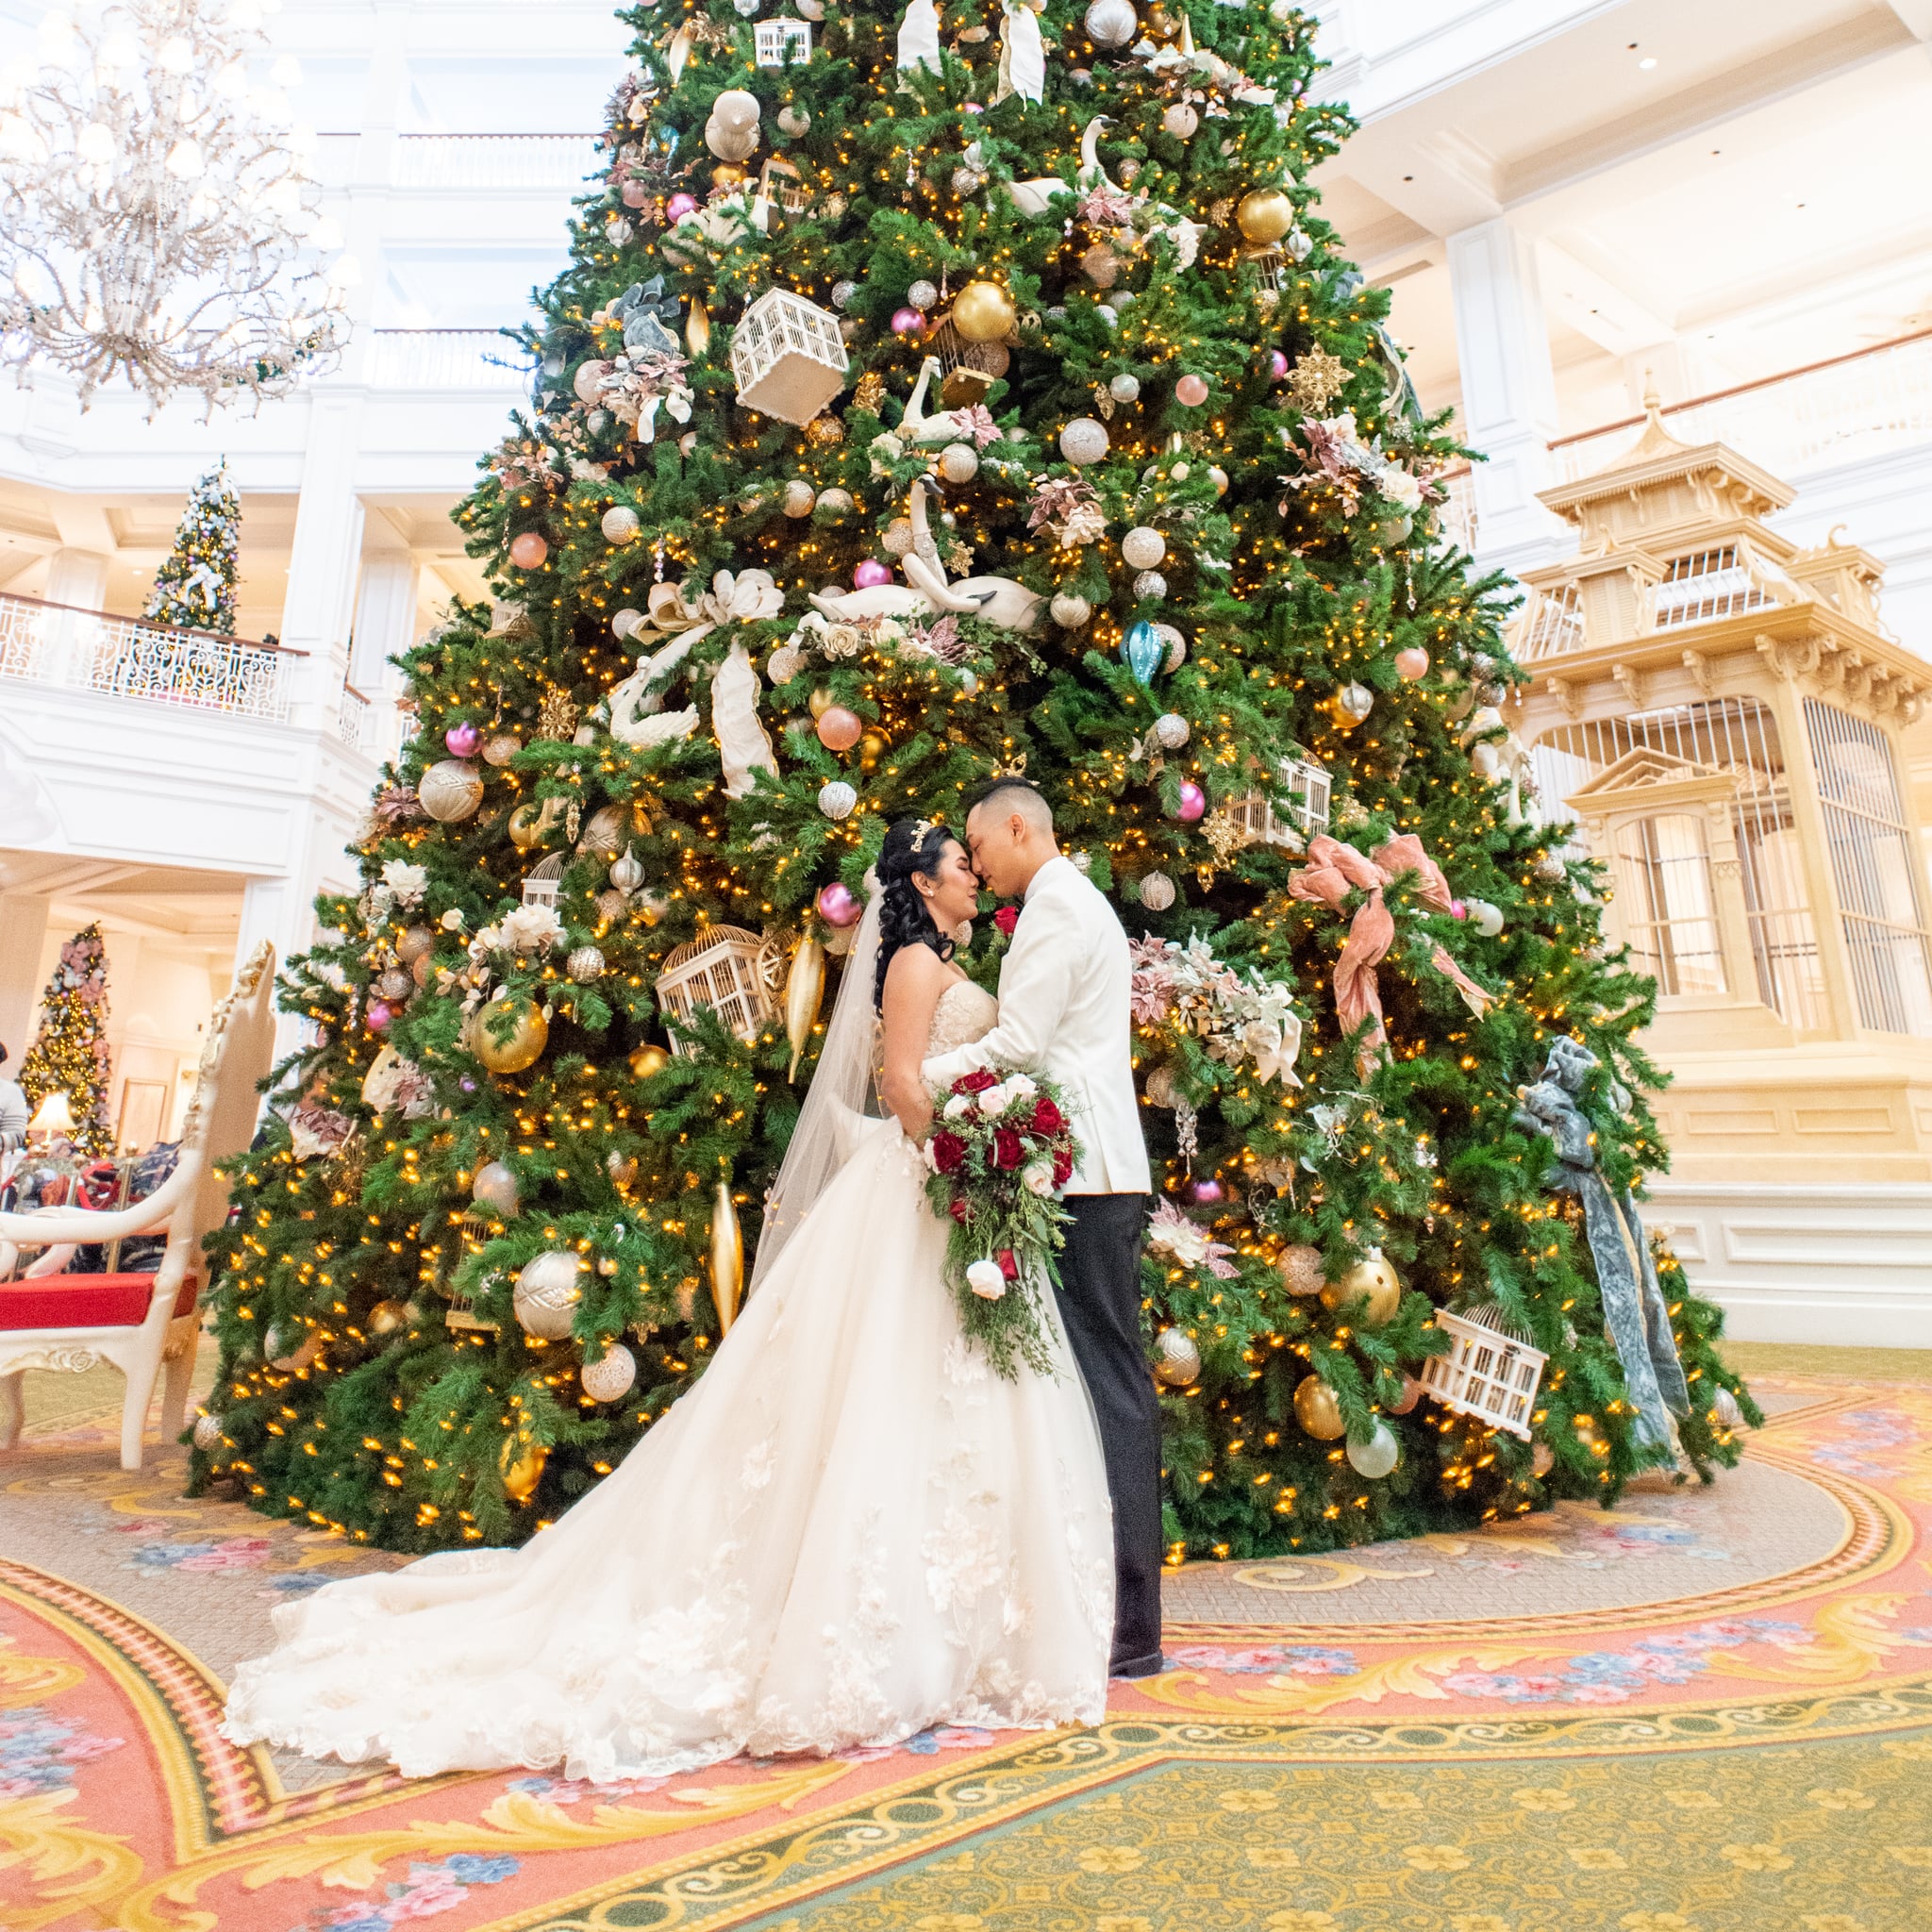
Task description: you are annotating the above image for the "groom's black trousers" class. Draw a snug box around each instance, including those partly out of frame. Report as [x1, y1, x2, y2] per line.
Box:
[1057, 1192, 1163, 1674]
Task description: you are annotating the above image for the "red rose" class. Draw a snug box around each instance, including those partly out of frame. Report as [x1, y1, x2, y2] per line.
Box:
[993, 1126, 1024, 1170]
[1053, 1146, 1074, 1186]
[993, 906, 1021, 936]
[949, 1196, 970, 1224]
[1031, 1095, 1063, 1136]
[996, 1248, 1019, 1280]
[957, 1070, 1000, 1095]
[931, 1131, 967, 1174]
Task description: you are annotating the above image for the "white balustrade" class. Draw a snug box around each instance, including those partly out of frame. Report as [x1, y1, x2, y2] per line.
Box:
[1435, 464, 1478, 554]
[0, 593, 298, 722]
[1552, 332, 1932, 484]
[367, 330, 531, 390]
[391, 133, 605, 192]
[337, 682, 374, 755]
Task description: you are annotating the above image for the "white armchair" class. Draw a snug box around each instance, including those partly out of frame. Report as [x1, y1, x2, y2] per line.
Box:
[0, 942, 276, 1470]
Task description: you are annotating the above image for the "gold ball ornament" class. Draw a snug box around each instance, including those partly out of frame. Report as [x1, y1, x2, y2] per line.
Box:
[1293, 1374, 1346, 1441]
[395, 924, 436, 966]
[366, 1299, 408, 1337]
[474, 995, 548, 1074]
[628, 1042, 672, 1081]
[858, 730, 887, 771]
[711, 160, 748, 190]
[500, 1436, 548, 1505]
[952, 280, 1017, 343]
[1320, 1250, 1402, 1326]
[508, 802, 547, 851]
[483, 732, 522, 767]
[785, 935, 826, 1080]
[192, 1411, 223, 1452]
[1236, 188, 1295, 245]
[708, 1176, 743, 1335]
[1153, 1327, 1202, 1387]
[805, 414, 845, 447]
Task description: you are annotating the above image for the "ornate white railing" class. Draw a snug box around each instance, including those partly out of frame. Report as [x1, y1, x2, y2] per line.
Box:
[367, 329, 530, 390]
[0, 593, 298, 722]
[1551, 331, 1932, 483]
[1434, 464, 1477, 554]
[393, 133, 604, 190]
[337, 681, 374, 755]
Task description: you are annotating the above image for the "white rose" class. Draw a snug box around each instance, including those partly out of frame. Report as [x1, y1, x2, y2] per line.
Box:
[976, 1082, 1009, 1117]
[943, 1092, 974, 1120]
[1023, 1162, 1055, 1197]
[1005, 1074, 1037, 1099]
[965, 1258, 1008, 1300]
[1379, 464, 1424, 511]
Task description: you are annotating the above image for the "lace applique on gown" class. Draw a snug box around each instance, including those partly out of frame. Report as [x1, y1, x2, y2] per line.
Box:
[221, 977, 1113, 1780]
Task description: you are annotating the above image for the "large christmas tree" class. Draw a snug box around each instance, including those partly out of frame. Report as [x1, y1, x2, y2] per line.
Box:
[20, 924, 114, 1158]
[192, 0, 1754, 1556]
[145, 461, 240, 634]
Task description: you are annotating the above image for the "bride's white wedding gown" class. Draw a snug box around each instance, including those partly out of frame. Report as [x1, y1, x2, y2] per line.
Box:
[221, 980, 1114, 1779]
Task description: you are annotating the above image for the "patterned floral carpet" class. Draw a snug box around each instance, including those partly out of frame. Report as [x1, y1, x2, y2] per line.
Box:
[4, 1357, 1931, 1932]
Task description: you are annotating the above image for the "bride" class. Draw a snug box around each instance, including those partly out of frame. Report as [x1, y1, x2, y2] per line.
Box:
[221, 819, 1115, 1779]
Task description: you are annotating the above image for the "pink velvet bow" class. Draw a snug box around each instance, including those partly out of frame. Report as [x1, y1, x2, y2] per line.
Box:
[1289, 833, 1497, 1070]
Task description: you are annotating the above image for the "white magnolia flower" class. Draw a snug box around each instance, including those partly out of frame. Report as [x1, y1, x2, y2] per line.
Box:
[976, 1082, 1010, 1117]
[943, 1092, 974, 1120]
[380, 859, 427, 907]
[500, 904, 565, 954]
[1379, 464, 1424, 511]
[966, 1258, 1008, 1299]
[1023, 1161, 1056, 1197]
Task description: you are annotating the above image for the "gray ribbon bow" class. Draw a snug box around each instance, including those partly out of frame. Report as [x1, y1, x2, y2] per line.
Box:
[1513, 1040, 1690, 1451]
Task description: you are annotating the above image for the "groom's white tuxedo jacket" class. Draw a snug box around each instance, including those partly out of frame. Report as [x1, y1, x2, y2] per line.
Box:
[923, 855, 1152, 1196]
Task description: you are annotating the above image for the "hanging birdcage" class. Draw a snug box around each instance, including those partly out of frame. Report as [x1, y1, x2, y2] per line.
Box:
[730, 286, 849, 425]
[1419, 1307, 1548, 1441]
[758, 156, 812, 219]
[656, 924, 780, 1053]
[1225, 755, 1331, 850]
[754, 16, 812, 66]
[1243, 245, 1285, 307]
[521, 853, 565, 910]
[930, 315, 1011, 408]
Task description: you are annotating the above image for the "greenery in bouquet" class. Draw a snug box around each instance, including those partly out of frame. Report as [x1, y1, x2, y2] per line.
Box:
[923, 1064, 1080, 1377]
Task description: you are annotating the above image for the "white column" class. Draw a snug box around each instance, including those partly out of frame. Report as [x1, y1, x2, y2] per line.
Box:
[236, 876, 314, 1074]
[0, 891, 51, 1071]
[43, 548, 108, 610]
[1446, 218, 1571, 574]
[350, 551, 421, 763]
[278, 393, 367, 733]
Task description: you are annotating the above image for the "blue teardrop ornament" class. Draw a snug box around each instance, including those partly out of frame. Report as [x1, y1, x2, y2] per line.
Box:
[1123, 619, 1162, 686]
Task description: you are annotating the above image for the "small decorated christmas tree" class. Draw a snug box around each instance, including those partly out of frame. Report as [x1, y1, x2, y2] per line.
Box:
[145, 462, 241, 634]
[20, 924, 114, 1157]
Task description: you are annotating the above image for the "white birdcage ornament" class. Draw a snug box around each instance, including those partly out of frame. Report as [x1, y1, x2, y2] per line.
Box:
[1226, 755, 1331, 850]
[656, 924, 780, 1053]
[1243, 245, 1286, 306]
[730, 286, 850, 425]
[930, 314, 1008, 408]
[758, 156, 812, 219]
[754, 16, 812, 66]
[521, 854, 565, 910]
[1419, 1306, 1548, 1441]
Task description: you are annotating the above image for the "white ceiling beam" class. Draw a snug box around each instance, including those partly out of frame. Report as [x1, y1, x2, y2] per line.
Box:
[1538, 239, 1676, 355]
[46, 495, 118, 555]
[1885, 0, 1932, 39]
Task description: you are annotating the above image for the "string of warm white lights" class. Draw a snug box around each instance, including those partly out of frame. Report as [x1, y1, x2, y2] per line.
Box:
[0, 0, 351, 414]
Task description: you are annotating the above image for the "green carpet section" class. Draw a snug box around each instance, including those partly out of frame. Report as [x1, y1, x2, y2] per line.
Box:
[1720, 1342, 1932, 1385]
[725, 1732, 1932, 1932]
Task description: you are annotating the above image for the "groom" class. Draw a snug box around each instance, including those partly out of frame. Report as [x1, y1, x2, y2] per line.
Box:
[922, 779, 1163, 1678]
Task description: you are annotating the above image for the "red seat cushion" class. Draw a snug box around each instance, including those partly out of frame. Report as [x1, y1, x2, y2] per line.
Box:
[0, 1273, 198, 1331]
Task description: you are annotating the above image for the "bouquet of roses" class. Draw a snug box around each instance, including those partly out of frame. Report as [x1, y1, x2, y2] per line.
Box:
[923, 1066, 1081, 1379]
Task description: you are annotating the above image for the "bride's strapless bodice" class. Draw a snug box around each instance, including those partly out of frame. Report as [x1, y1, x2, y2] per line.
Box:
[926, 978, 999, 1060]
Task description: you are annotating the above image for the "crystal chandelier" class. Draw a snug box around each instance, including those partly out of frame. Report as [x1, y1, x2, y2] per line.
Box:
[0, 0, 352, 415]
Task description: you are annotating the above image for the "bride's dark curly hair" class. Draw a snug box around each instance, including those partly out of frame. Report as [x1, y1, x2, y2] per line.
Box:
[874, 818, 959, 1010]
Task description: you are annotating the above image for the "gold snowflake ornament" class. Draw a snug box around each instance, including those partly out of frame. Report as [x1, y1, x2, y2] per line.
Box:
[1286, 349, 1350, 416]
[536, 688, 581, 742]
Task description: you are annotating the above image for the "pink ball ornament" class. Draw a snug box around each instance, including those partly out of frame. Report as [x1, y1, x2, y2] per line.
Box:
[1175, 780, 1207, 823]
[366, 1000, 395, 1035]
[1394, 647, 1431, 682]
[1185, 1176, 1224, 1206]
[816, 880, 861, 927]
[666, 192, 699, 221]
[1449, 899, 1467, 922]
[620, 178, 650, 208]
[891, 307, 926, 336]
[508, 531, 549, 571]
[1175, 373, 1210, 407]
[443, 722, 481, 758]
[1269, 348, 1289, 380]
[853, 558, 892, 589]
[1388, 1374, 1424, 1416]
[816, 705, 864, 751]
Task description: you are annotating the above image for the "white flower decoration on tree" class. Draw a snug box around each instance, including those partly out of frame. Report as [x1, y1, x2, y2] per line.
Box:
[500, 904, 565, 955]
[380, 860, 427, 908]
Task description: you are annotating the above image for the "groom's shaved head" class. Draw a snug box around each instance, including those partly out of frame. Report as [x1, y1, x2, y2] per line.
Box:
[964, 780, 1059, 899]
[968, 779, 1055, 834]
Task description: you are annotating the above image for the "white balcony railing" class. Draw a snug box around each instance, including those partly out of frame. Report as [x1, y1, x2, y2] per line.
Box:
[1552, 331, 1932, 484]
[0, 593, 299, 722]
[393, 133, 604, 191]
[1435, 464, 1477, 554]
[338, 681, 374, 755]
[367, 329, 531, 390]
